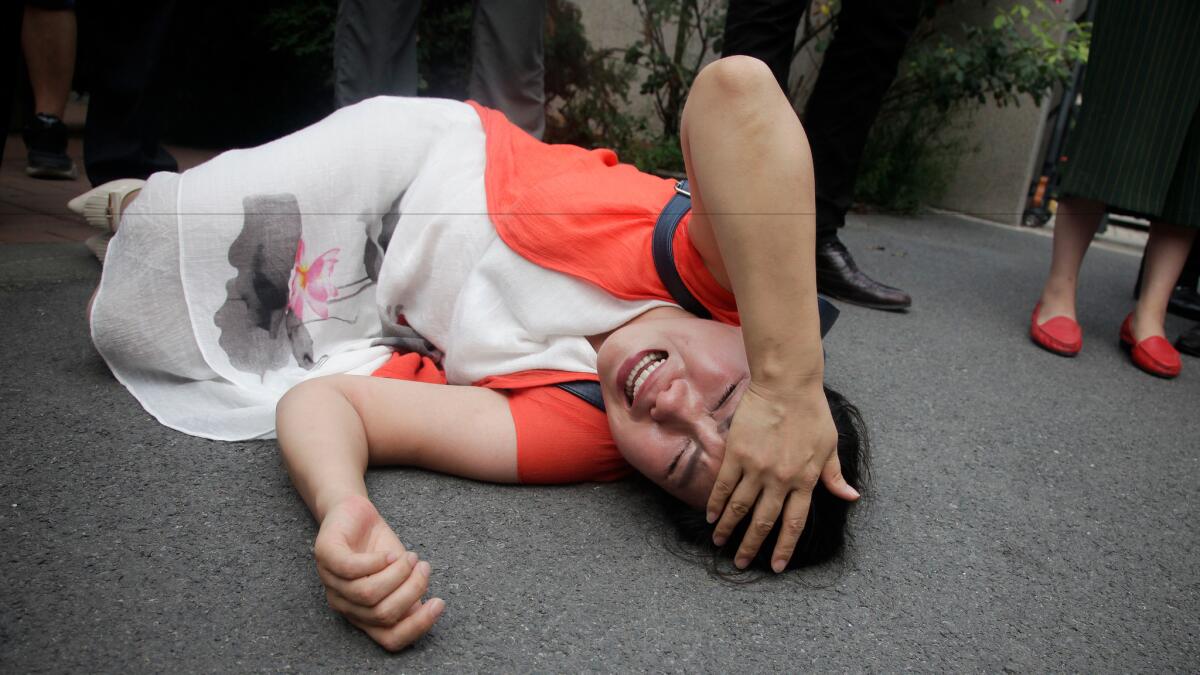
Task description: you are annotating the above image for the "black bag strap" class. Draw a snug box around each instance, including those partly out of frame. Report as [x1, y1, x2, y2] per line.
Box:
[555, 380, 605, 412]
[652, 181, 712, 319]
[652, 180, 840, 337]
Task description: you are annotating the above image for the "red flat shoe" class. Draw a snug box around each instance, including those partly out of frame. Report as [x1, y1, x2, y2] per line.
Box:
[1119, 313, 1182, 378]
[1030, 302, 1082, 356]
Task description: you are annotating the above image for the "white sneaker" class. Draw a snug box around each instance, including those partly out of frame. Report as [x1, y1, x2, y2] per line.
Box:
[67, 178, 146, 232]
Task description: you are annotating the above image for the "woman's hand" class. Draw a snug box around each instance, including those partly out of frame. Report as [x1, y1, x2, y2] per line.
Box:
[706, 382, 859, 572]
[314, 494, 445, 652]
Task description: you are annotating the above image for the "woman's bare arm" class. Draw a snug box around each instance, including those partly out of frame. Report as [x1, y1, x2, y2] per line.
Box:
[277, 374, 518, 519]
[679, 57, 859, 573]
[275, 374, 518, 650]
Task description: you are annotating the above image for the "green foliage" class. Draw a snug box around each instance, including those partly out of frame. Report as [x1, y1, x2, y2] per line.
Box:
[543, 0, 642, 152]
[856, 0, 1091, 212]
[622, 136, 686, 177]
[623, 0, 725, 141]
[885, 0, 1090, 114]
[542, 0, 691, 174]
[413, 3, 474, 98]
[261, 1, 337, 70]
[855, 108, 964, 214]
[597, 0, 1089, 197]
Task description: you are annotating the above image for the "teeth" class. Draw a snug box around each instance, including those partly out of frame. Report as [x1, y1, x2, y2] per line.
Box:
[624, 354, 656, 396]
[625, 352, 667, 403]
[631, 360, 664, 401]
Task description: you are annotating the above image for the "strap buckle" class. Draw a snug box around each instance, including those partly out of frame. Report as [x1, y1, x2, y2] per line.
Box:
[674, 180, 691, 198]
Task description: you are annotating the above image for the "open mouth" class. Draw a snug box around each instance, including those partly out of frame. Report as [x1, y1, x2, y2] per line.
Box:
[624, 351, 668, 405]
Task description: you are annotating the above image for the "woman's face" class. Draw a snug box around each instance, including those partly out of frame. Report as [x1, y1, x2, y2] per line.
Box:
[596, 312, 750, 509]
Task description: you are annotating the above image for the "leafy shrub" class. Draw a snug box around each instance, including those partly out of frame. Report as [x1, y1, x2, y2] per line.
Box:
[592, 0, 1088, 209]
[855, 0, 1090, 212]
[542, 0, 642, 152]
[603, 0, 723, 174]
[622, 0, 725, 139]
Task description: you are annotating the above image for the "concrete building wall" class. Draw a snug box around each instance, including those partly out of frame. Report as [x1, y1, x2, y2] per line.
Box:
[926, 0, 1081, 225]
[572, 1, 642, 54]
[930, 93, 1051, 225]
[571, 1, 826, 129]
[571, 1, 669, 132]
[571, 0, 727, 134]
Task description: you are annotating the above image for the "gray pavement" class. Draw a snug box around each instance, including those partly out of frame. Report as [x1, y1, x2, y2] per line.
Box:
[2, 214, 1198, 672]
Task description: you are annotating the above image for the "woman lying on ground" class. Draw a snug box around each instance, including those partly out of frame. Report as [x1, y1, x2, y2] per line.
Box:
[80, 57, 867, 652]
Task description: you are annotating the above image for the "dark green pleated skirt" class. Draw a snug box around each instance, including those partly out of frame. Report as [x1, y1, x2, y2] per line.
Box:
[1058, 0, 1200, 228]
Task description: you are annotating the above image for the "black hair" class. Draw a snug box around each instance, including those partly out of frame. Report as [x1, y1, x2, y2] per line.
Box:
[654, 385, 869, 580]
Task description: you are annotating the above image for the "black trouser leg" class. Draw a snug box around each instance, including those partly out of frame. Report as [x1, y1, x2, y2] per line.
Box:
[1180, 237, 1200, 290]
[469, 0, 546, 139]
[333, 0, 421, 108]
[725, 0, 917, 309]
[803, 0, 920, 243]
[0, 1, 23, 166]
[79, 0, 177, 186]
[721, 0, 806, 93]
[1168, 240, 1200, 321]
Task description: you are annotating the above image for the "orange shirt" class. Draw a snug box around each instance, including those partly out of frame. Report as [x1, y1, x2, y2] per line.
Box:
[470, 101, 737, 329]
[372, 351, 628, 483]
[374, 103, 739, 484]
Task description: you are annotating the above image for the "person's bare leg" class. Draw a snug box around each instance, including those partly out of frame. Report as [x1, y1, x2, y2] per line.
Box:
[1037, 197, 1105, 322]
[22, 6, 76, 119]
[1132, 221, 1198, 339]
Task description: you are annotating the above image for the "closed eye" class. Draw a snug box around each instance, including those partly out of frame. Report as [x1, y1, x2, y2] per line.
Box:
[667, 381, 740, 481]
[715, 379, 747, 434]
[665, 439, 691, 479]
[711, 382, 737, 412]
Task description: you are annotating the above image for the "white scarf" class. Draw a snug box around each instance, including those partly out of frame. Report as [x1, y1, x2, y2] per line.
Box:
[90, 97, 665, 440]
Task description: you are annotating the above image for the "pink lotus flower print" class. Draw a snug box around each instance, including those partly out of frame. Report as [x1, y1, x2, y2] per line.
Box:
[288, 239, 341, 320]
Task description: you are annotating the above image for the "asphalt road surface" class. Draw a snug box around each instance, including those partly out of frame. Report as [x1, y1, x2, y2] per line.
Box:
[2, 214, 1197, 671]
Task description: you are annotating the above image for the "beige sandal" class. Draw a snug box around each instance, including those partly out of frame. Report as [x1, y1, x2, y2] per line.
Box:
[67, 178, 146, 232]
[84, 233, 113, 264]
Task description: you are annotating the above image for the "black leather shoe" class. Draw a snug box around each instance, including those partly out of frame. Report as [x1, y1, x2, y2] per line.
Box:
[815, 239, 912, 311]
[1177, 322, 1200, 357]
